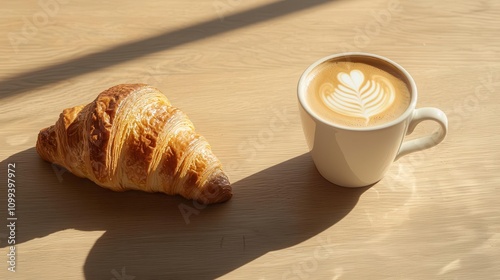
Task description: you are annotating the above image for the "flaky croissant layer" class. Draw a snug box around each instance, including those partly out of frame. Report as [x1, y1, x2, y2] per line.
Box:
[36, 84, 232, 204]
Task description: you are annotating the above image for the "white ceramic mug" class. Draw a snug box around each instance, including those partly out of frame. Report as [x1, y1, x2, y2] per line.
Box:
[298, 52, 448, 187]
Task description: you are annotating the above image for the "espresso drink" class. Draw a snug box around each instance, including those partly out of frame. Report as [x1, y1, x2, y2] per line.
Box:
[306, 58, 411, 127]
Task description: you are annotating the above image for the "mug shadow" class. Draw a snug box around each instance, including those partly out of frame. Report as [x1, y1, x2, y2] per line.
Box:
[0, 147, 369, 279]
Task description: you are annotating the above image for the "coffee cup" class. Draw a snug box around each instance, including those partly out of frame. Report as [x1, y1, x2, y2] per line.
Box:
[298, 52, 448, 187]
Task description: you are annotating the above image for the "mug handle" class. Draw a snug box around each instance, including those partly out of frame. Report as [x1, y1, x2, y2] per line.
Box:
[396, 107, 448, 160]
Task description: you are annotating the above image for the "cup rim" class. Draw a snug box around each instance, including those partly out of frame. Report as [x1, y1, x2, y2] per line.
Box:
[297, 52, 418, 131]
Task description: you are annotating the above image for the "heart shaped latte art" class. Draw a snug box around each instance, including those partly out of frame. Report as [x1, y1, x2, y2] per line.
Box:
[320, 69, 396, 124]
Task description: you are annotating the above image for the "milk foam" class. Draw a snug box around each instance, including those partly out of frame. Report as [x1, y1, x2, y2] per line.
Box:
[320, 69, 396, 125]
[306, 61, 411, 127]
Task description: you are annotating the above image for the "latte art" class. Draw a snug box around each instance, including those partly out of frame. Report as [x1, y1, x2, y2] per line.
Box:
[305, 61, 411, 127]
[320, 70, 395, 124]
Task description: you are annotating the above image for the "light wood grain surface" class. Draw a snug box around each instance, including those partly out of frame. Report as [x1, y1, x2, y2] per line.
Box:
[1, 0, 499, 279]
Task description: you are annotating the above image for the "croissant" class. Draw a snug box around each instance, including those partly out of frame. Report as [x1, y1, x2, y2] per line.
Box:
[36, 84, 232, 204]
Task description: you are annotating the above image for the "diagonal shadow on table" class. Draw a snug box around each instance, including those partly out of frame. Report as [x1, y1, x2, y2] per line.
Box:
[0, 147, 368, 279]
[0, 0, 337, 100]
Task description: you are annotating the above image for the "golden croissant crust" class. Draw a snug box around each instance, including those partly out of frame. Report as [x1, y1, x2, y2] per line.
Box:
[36, 84, 232, 204]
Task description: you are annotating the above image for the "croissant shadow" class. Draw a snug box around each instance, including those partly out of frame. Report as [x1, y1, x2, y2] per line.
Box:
[0, 148, 176, 243]
[0, 148, 368, 279]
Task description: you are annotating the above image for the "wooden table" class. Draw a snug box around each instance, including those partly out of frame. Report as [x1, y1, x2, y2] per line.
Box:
[1, 0, 499, 279]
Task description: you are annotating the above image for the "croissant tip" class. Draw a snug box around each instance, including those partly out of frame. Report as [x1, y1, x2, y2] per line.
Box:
[36, 126, 57, 162]
[217, 185, 233, 203]
[197, 174, 233, 204]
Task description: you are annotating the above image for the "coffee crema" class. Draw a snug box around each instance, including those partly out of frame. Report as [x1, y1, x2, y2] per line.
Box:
[306, 60, 411, 127]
